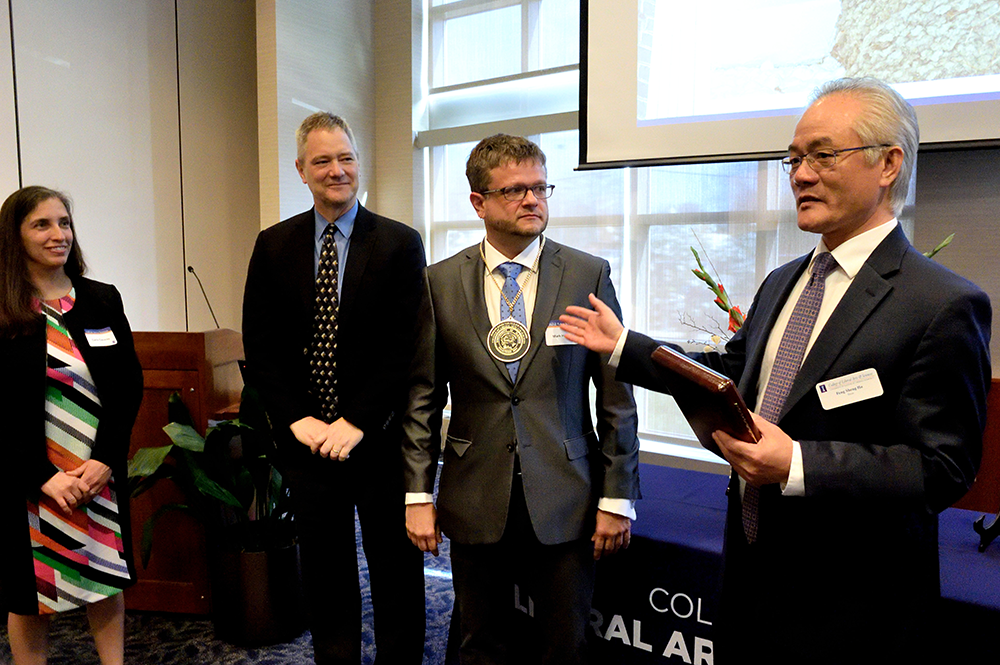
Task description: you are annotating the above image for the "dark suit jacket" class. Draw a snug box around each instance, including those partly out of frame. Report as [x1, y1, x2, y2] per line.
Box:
[242, 205, 426, 469]
[618, 225, 992, 658]
[1, 277, 143, 614]
[402, 240, 641, 546]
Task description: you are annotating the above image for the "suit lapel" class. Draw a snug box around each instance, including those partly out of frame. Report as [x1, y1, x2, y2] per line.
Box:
[518, 241, 563, 382]
[292, 211, 317, 321]
[339, 205, 375, 324]
[460, 247, 512, 382]
[779, 226, 907, 418]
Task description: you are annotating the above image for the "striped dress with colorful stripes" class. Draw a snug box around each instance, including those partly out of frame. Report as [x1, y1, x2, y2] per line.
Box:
[26, 289, 132, 613]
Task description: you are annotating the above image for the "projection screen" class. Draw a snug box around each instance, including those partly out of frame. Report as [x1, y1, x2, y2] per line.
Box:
[581, 0, 1000, 169]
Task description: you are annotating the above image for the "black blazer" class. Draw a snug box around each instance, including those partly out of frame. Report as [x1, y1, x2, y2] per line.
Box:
[618, 225, 992, 658]
[1, 277, 143, 613]
[1, 277, 143, 497]
[242, 205, 426, 469]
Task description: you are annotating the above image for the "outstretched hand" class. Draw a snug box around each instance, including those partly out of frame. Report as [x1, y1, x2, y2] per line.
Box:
[559, 293, 625, 354]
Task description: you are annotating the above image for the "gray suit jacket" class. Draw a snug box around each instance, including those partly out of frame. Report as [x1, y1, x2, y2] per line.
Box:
[402, 240, 641, 546]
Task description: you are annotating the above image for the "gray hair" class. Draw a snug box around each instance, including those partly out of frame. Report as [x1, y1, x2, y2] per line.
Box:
[295, 112, 357, 162]
[811, 78, 919, 216]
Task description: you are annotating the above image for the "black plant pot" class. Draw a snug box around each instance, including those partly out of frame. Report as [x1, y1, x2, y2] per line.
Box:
[209, 539, 305, 646]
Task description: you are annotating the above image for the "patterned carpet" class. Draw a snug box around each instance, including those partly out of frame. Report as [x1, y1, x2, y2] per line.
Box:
[0, 521, 454, 665]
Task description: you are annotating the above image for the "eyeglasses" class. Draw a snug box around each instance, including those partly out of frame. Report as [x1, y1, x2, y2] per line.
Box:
[480, 184, 555, 201]
[781, 145, 891, 174]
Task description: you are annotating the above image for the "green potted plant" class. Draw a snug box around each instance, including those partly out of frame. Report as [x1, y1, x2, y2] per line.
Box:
[127, 386, 303, 646]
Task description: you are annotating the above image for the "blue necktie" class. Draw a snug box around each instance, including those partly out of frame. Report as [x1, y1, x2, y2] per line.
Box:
[743, 252, 839, 543]
[498, 261, 526, 382]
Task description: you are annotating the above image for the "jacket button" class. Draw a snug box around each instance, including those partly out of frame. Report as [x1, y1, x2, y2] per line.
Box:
[512, 396, 521, 405]
[506, 443, 516, 453]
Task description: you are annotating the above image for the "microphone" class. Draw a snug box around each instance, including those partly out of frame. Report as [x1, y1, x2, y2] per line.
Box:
[187, 265, 220, 328]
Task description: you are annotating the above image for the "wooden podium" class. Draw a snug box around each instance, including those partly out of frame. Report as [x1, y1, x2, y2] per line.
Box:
[124, 329, 244, 614]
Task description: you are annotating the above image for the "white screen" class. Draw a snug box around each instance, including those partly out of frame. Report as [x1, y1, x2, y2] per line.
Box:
[582, 0, 1000, 167]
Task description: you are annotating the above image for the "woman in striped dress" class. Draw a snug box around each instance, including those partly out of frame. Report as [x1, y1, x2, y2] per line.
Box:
[0, 186, 143, 665]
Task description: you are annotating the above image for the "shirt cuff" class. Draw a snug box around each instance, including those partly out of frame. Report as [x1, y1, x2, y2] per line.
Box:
[781, 440, 805, 496]
[608, 329, 629, 368]
[598, 497, 637, 520]
[405, 492, 434, 505]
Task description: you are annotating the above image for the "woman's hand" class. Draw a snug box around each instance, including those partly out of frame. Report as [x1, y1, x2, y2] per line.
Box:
[41, 471, 91, 515]
[66, 459, 113, 500]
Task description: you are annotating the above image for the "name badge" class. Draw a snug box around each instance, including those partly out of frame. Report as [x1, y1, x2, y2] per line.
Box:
[84, 327, 117, 347]
[816, 368, 882, 410]
[546, 321, 576, 346]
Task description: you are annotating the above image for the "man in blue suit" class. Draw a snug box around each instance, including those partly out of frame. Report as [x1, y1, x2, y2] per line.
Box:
[243, 113, 426, 664]
[559, 78, 992, 663]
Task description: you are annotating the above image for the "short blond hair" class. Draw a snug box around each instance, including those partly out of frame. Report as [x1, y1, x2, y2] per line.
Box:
[296, 112, 357, 162]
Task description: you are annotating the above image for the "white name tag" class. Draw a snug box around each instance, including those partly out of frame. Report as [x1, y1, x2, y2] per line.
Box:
[816, 368, 883, 410]
[84, 327, 117, 347]
[546, 321, 576, 346]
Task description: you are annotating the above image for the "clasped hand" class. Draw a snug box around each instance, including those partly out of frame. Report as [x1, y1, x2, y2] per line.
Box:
[41, 459, 112, 515]
[290, 416, 364, 461]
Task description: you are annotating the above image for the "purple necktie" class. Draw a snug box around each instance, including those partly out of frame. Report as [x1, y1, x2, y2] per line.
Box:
[742, 252, 839, 543]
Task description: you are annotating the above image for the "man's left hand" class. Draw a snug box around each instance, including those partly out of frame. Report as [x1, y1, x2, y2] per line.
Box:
[713, 413, 793, 487]
[592, 509, 631, 560]
[319, 418, 364, 461]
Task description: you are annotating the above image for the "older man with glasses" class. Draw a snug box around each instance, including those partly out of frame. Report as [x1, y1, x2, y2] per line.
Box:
[560, 78, 992, 664]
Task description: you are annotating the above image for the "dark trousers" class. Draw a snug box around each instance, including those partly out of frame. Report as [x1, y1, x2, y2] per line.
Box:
[449, 473, 595, 665]
[286, 455, 426, 665]
[714, 502, 936, 665]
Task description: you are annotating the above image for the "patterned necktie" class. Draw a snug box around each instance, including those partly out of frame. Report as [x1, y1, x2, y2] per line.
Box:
[310, 224, 340, 422]
[742, 251, 839, 543]
[498, 261, 526, 382]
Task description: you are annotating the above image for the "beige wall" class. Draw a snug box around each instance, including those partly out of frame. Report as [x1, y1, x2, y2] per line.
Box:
[258, 0, 379, 228]
[257, 0, 422, 233]
[178, 0, 260, 332]
[2, 0, 258, 333]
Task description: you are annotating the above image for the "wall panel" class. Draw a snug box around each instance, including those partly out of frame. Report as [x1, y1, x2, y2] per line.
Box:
[0, 0, 18, 195]
[12, 0, 185, 331]
[177, 0, 259, 332]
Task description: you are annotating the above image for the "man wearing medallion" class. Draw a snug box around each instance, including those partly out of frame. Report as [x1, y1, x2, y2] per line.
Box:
[402, 134, 641, 664]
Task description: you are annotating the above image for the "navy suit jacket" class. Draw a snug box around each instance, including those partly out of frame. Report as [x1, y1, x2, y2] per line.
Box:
[619, 225, 991, 656]
[242, 205, 426, 470]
